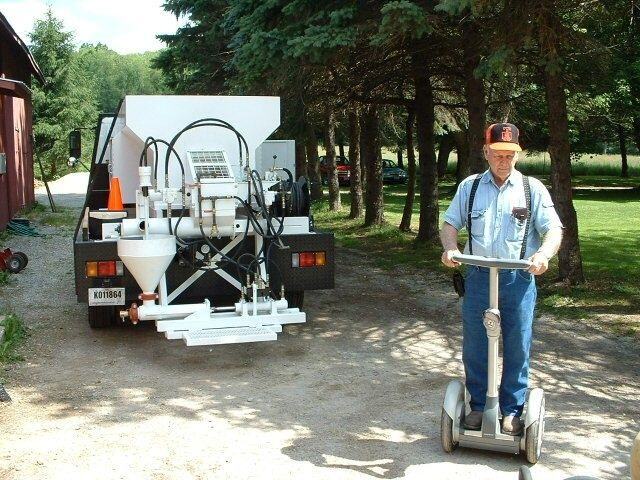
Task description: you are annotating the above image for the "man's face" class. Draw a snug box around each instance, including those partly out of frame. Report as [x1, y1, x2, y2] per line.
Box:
[485, 148, 518, 181]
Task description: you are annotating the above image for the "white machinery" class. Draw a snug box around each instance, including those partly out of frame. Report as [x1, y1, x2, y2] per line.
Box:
[73, 96, 334, 347]
[441, 254, 545, 464]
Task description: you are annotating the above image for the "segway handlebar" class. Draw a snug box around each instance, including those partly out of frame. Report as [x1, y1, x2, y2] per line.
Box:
[452, 254, 531, 270]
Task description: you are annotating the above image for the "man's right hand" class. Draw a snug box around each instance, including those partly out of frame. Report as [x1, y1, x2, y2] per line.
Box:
[441, 249, 462, 268]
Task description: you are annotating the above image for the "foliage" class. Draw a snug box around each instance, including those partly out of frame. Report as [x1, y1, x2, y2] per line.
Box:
[74, 45, 168, 113]
[0, 314, 26, 363]
[314, 179, 640, 334]
[29, 10, 169, 179]
[30, 9, 97, 179]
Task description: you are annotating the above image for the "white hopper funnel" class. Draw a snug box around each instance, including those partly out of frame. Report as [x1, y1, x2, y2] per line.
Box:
[117, 235, 176, 293]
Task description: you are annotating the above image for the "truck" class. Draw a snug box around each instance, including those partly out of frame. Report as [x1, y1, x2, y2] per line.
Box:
[72, 95, 334, 347]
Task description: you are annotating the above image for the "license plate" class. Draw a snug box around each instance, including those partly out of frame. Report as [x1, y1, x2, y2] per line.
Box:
[88, 288, 125, 306]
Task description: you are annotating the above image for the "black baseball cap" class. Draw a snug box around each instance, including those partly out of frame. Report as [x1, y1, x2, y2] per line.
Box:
[485, 123, 522, 151]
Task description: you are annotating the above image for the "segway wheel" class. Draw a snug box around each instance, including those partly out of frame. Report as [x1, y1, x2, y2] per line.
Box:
[440, 408, 457, 453]
[7, 253, 26, 273]
[525, 418, 544, 463]
[518, 465, 534, 480]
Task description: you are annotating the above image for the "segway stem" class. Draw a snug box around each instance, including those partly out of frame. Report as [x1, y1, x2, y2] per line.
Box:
[483, 267, 501, 436]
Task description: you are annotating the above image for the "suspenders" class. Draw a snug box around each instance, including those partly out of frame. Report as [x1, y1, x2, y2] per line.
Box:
[467, 176, 482, 255]
[520, 176, 531, 260]
[467, 174, 531, 260]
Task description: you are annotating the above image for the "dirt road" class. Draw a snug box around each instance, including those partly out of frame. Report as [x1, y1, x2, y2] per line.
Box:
[0, 184, 638, 480]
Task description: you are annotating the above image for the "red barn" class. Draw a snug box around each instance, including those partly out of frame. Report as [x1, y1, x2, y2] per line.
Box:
[0, 12, 44, 230]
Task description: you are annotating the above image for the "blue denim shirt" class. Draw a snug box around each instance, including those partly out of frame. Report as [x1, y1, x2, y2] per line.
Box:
[444, 169, 563, 259]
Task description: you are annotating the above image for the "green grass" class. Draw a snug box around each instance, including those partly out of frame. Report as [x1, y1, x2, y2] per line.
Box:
[444, 153, 640, 178]
[20, 202, 76, 228]
[313, 176, 640, 337]
[0, 313, 26, 363]
[0, 271, 10, 286]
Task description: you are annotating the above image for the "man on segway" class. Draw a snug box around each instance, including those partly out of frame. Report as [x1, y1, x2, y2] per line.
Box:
[440, 123, 563, 436]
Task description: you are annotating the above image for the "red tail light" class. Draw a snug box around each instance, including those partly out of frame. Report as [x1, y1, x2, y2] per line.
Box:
[292, 251, 327, 268]
[86, 260, 124, 278]
[299, 252, 316, 268]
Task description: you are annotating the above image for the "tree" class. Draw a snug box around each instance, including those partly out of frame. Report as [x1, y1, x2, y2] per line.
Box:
[76, 45, 168, 113]
[362, 105, 384, 226]
[324, 108, 341, 210]
[30, 9, 97, 179]
[348, 108, 363, 218]
[399, 107, 416, 231]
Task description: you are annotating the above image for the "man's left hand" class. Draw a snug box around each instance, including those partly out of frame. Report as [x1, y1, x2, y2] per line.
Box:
[528, 252, 549, 275]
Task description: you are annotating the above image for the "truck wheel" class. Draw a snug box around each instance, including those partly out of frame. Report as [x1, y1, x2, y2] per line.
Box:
[87, 306, 115, 328]
[285, 291, 304, 309]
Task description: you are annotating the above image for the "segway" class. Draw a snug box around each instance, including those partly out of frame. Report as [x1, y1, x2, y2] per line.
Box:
[441, 254, 545, 463]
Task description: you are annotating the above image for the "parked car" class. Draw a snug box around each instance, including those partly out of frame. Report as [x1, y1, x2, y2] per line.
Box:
[319, 155, 351, 186]
[382, 159, 408, 184]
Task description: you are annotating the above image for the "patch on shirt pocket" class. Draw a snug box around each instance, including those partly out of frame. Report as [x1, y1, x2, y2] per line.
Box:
[469, 209, 486, 238]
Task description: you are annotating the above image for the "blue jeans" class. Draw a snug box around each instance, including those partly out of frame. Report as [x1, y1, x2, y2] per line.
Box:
[462, 266, 537, 416]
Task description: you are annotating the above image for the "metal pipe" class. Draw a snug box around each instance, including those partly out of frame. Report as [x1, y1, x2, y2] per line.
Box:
[137, 301, 209, 321]
[235, 298, 287, 314]
[158, 274, 168, 306]
[489, 267, 498, 309]
[487, 267, 500, 397]
[487, 336, 499, 397]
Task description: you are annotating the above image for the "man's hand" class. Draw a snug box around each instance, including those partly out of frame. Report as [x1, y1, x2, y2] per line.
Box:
[528, 252, 549, 275]
[441, 249, 462, 268]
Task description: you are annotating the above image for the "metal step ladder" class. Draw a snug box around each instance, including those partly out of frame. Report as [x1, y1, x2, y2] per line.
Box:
[181, 326, 278, 346]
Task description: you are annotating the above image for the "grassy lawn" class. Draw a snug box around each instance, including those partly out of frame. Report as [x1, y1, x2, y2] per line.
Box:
[313, 174, 640, 336]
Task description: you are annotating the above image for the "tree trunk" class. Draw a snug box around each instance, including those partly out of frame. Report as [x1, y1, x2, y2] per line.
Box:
[453, 131, 471, 185]
[413, 69, 439, 243]
[359, 117, 368, 190]
[324, 108, 341, 210]
[397, 147, 404, 168]
[348, 108, 363, 219]
[338, 143, 345, 158]
[539, 3, 584, 284]
[400, 108, 416, 232]
[437, 133, 455, 178]
[633, 117, 640, 152]
[361, 105, 384, 226]
[295, 137, 307, 179]
[618, 124, 629, 178]
[305, 127, 323, 201]
[462, 20, 487, 174]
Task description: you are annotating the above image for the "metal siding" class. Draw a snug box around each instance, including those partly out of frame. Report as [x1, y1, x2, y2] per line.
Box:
[0, 93, 35, 230]
[0, 95, 10, 229]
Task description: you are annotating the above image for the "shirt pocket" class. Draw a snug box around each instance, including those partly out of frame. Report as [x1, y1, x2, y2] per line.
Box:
[508, 213, 529, 242]
[469, 209, 487, 239]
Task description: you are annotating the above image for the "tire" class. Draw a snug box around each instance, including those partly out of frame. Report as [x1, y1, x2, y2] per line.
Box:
[285, 291, 304, 309]
[525, 420, 543, 464]
[518, 466, 534, 480]
[87, 306, 116, 329]
[525, 397, 545, 464]
[7, 253, 25, 273]
[440, 408, 457, 453]
[14, 252, 28, 267]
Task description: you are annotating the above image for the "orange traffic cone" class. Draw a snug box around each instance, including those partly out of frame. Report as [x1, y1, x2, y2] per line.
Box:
[107, 177, 124, 210]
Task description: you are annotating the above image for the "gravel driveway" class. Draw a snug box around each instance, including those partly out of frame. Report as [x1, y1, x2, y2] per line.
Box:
[0, 176, 638, 480]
